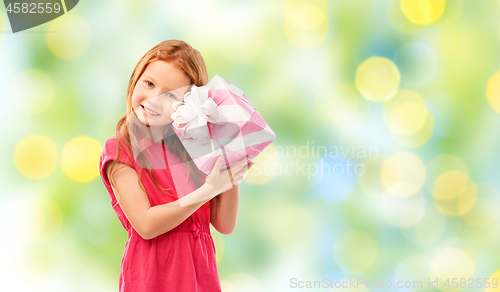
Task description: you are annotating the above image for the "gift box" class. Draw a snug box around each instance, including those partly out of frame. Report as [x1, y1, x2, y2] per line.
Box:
[170, 74, 276, 174]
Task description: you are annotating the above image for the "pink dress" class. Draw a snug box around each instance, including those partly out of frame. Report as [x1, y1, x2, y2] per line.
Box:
[99, 134, 222, 292]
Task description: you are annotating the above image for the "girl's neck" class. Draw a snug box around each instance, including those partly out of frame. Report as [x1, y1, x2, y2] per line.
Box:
[143, 124, 172, 143]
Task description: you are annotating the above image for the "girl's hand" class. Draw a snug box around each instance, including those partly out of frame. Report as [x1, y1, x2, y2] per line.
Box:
[204, 156, 252, 195]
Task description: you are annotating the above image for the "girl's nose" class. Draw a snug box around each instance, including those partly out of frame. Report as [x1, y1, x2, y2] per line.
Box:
[146, 94, 162, 106]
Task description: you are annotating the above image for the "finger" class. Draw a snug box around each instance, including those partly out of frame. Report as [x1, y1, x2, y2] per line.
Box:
[232, 155, 249, 172]
[211, 156, 223, 173]
[234, 163, 251, 178]
[220, 166, 236, 184]
[237, 162, 253, 180]
[223, 156, 248, 180]
[235, 174, 245, 184]
[225, 156, 245, 169]
[233, 163, 250, 178]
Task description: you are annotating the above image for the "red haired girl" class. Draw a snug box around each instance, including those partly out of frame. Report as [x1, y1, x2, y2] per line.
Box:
[99, 40, 251, 292]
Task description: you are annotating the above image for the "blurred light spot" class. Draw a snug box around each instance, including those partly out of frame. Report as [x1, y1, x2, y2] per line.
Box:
[389, 102, 428, 135]
[392, 113, 434, 148]
[402, 206, 445, 245]
[355, 57, 401, 102]
[46, 14, 91, 60]
[284, 3, 329, 49]
[271, 206, 316, 251]
[381, 152, 426, 197]
[15, 135, 58, 179]
[432, 170, 469, 200]
[223, 273, 262, 292]
[425, 154, 468, 191]
[383, 90, 434, 148]
[400, 0, 446, 25]
[390, 0, 461, 33]
[11, 69, 54, 115]
[61, 136, 102, 182]
[334, 230, 378, 274]
[429, 247, 475, 291]
[210, 226, 226, 264]
[383, 90, 426, 123]
[31, 198, 64, 243]
[487, 70, 500, 113]
[245, 143, 279, 185]
[485, 270, 500, 292]
[394, 41, 438, 88]
[432, 170, 477, 216]
[379, 192, 426, 228]
[388, 0, 424, 34]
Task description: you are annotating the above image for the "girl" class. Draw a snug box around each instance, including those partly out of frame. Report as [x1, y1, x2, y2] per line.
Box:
[99, 40, 252, 292]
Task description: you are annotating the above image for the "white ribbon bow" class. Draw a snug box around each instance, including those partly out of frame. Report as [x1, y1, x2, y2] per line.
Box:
[170, 84, 227, 144]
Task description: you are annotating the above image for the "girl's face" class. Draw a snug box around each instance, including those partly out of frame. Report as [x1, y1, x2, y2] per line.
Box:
[131, 60, 192, 127]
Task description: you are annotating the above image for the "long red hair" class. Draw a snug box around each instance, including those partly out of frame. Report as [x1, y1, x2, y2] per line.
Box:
[107, 39, 218, 209]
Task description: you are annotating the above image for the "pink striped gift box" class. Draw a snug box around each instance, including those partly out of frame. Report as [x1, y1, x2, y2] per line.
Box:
[170, 74, 276, 174]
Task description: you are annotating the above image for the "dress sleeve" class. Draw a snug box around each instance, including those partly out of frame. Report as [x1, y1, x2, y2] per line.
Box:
[99, 137, 135, 203]
[99, 137, 138, 232]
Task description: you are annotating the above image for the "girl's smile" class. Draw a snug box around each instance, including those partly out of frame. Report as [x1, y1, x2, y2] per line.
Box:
[141, 104, 161, 116]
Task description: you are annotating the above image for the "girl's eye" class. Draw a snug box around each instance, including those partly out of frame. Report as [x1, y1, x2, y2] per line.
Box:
[145, 81, 154, 88]
[166, 93, 176, 99]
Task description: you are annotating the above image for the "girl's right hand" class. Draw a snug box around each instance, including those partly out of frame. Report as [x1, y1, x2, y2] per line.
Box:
[204, 155, 251, 195]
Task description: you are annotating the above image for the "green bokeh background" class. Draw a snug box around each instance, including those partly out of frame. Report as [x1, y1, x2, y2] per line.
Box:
[1, 0, 500, 291]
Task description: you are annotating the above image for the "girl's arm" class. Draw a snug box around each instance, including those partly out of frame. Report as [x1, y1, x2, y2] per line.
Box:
[106, 162, 217, 240]
[210, 184, 240, 235]
[210, 160, 253, 235]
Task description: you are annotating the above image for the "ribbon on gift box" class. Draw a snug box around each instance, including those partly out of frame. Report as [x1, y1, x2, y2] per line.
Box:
[171, 82, 240, 186]
[170, 74, 275, 178]
[171, 85, 225, 144]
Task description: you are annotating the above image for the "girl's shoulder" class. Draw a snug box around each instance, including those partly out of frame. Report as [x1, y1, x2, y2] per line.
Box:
[101, 134, 135, 167]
